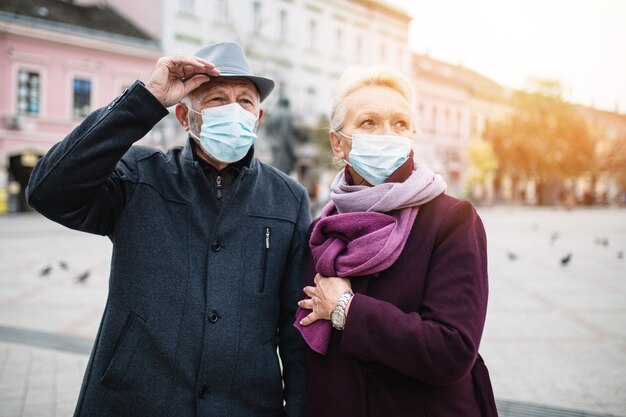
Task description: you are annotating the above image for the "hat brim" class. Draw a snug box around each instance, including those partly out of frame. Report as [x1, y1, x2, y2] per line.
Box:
[218, 72, 275, 103]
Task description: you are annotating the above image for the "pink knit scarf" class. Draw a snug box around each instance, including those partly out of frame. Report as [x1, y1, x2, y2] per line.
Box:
[295, 163, 446, 354]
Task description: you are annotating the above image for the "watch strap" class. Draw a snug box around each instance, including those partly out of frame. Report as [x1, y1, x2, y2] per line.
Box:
[331, 291, 354, 330]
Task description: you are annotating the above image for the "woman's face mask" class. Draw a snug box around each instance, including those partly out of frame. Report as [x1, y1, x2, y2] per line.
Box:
[338, 132, 413, 185]
[188, 103, 258, 163]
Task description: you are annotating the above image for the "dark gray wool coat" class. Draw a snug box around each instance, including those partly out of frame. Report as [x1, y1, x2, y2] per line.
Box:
[26, 81, 310, 417]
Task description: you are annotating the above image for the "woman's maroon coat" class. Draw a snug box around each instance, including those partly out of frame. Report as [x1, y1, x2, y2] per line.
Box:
[303, 194, 497, 417]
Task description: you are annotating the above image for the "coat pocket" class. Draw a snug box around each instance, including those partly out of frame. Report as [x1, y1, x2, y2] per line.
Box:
[258, 226, 271, 292]
[100, 311, 146, 389]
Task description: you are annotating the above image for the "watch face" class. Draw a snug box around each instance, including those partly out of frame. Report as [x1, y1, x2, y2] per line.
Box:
[331, 309, 345, 328]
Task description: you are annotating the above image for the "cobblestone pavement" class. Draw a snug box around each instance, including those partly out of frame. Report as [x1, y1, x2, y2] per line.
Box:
[0, 207, 625, 416]
[480, 206, 626, 416]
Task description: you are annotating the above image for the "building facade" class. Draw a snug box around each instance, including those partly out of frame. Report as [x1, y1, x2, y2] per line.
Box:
[577, 106, 626, 205]
[411, 53, 511, 198]
[4, 1, 618, 211]
[0, 0, 160, 212]
[145, 0, 412, 125]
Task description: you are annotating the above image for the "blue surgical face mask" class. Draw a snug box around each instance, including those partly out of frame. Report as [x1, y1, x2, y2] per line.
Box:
[189, 103, 258, 163]
[338, 132, 413, 185]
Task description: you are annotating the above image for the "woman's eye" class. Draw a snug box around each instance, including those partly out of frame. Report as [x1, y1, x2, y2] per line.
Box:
[395, 120, 409, 130]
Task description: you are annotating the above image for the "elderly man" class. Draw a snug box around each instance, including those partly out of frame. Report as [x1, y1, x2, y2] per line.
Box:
[27, 43, 309, 417]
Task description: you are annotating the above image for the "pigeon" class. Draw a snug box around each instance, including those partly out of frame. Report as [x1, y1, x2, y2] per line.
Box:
[595, 237, 609, 247]
[550, 232, 560, 245]
[506, 251, 517, 261]
[39, 265, 52, 277]
[75, 271, 90, 284]
[618, 251, 624, 260]
[59, 261, 68, 270]
[560, 253, 572, 266]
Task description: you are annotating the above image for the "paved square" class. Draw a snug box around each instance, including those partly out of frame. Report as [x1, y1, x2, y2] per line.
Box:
[1, 207, 625, 416]
[480, 206, 626, 416]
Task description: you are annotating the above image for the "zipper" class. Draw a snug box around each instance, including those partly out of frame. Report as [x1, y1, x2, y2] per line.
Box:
[215, 175, 223, 200]
[259, 227, 270, 292]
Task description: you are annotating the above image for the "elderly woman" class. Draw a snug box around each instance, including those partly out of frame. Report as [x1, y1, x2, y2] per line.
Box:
[295, 66, 497, 417]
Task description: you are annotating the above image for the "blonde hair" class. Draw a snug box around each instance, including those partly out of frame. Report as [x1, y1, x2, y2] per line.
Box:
[330, 65, 415, 132]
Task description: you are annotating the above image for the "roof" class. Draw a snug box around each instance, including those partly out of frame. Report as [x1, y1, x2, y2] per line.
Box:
[576, 104, 626, 124]
[0, 0, 155, 43]
[350, 0, 412, 23]
[412, 53, 509, 103]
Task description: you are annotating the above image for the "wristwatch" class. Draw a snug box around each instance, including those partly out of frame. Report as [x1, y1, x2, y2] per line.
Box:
[330, 291, 354, 331]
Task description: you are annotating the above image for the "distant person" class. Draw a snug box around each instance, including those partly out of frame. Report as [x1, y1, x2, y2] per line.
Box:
[27, 42, 309, 417]
[266, 96, 297, 174]
[294, 65, 498, 416]
[564, 186, 576, 210]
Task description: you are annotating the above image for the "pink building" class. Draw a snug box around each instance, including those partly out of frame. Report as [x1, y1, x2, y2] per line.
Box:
[0, 0, 160, 212]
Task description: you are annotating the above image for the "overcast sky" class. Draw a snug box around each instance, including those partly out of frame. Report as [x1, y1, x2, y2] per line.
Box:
[386, 0, 626, 113]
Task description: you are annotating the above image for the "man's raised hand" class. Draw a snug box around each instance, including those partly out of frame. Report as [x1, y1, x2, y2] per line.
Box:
[145, 56, 220, 107]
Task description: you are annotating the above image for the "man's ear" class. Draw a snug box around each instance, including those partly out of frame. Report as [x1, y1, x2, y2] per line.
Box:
[175, 103, 189, 130]
[329, 131, 346, 160]
[258, 108, 264, 123]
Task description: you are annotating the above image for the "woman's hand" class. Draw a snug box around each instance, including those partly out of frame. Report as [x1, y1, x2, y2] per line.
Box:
[298, 273, 352, 326]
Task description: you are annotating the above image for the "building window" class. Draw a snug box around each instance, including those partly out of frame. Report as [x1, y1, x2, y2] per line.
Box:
[17, 70, 40, 115]
[180, 0, 194, 13]
[73, 78, 91, 118]
[380, 42, 387, 63]
[431, 107, 438, 133]
[216, 0, 228, 22]
[335, 28, 343, 55]
[456, 111, 462, 136]
[309, 19, 317, 49]
[355, 35, 362, 63]
[253, 1, 262, 33]
[418, 103, 425, 129]
[444, 108, 450, 134]
[279, 9, 288, 39]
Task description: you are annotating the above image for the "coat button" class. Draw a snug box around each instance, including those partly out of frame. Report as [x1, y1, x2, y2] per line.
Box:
[210, 240, 221, 252]
[198, 385, 209, 399]
[208, 311, 219, 323]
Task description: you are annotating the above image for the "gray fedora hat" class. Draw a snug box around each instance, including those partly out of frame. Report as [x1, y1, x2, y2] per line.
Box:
[193, 42, 275, 102]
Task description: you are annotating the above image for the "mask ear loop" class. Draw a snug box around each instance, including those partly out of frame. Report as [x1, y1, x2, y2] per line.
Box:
[335, 131, 352, 166]
[183, 103, 202, 140]
[187, 107, 202, 116]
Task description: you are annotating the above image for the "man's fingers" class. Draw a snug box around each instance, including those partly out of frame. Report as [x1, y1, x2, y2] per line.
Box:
[166, 55, 210, 69]
[193, 57, 217, 69]
[175, 56, 220, 76]
[298, 299, 314, 310]
[169, 55, 216, 70]
[181, 74, 211, 93]
[180, 64, 220, 80]
[161, 56, 221, 80]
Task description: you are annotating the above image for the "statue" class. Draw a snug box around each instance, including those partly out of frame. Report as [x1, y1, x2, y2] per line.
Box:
[266, 97, 296, 174]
